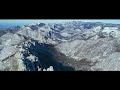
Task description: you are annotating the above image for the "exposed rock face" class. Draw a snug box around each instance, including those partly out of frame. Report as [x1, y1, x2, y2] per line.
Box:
[1, 21, 120, 71]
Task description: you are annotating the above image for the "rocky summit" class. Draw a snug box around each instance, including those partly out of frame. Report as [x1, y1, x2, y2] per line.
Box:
[1, 21, 120, 71]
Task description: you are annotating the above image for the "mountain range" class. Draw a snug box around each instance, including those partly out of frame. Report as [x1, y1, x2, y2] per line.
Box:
[0, 21, 120, 71]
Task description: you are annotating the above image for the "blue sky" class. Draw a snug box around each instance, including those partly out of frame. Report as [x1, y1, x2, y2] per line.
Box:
[0, 19, 120, 24]
[79, 20, 120, 24]
[0, 19, 120, 28]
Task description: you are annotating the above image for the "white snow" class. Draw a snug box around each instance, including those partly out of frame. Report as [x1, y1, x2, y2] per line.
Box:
[43, 66, 54, 71]
[102, 27, 120, 37]
[60, 32, 71, 37]
[0, 46, 17, 61]
[26, 54, 36, 62]
[4, 39, 11, 46]
[47, 66, 54, 71]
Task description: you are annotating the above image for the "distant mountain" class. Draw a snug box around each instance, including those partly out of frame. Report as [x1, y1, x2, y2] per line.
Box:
[0, 21, 120, 71]
[0, 26, 20, 37]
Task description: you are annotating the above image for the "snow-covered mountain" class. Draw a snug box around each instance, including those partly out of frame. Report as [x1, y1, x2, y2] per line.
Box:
[1, 21, 120, 71]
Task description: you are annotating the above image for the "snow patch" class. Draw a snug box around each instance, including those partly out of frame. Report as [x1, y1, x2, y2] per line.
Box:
[60, 32, 71, 37]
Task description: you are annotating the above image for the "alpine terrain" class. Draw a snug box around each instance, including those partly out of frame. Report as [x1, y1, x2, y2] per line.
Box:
[0, 21, 120, 71]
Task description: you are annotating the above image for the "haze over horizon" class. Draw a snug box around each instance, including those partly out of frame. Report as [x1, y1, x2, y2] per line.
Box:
[0, 19, 120, 28]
